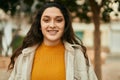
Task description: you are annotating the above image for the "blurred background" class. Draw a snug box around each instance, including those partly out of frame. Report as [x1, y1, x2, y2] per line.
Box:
[0, 0, 120, 80]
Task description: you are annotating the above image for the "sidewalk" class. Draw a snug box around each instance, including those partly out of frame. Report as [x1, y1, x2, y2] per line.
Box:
[0, 56, 10, 80]
[0, 69, 10, 80]
[0, 56, 120, 80]
[102, 57, 120, 80]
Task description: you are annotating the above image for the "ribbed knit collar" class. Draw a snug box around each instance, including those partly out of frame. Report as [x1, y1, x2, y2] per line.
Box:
[22, 41, 80, 56]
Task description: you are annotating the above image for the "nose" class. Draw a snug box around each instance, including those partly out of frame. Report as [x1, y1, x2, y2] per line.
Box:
[49, 20, 56, 28]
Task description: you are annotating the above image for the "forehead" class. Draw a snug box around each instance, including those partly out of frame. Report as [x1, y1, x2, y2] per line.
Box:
[42, 7, 63, 17]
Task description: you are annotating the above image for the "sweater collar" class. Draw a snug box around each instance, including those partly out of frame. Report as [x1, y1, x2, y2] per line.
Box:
[22, 41, 80, 56]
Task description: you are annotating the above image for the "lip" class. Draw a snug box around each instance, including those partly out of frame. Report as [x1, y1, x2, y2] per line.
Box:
[47, 30, 58, 35]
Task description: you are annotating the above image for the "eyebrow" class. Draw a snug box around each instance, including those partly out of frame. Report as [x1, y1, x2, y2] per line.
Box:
[42, 15, 64, 18]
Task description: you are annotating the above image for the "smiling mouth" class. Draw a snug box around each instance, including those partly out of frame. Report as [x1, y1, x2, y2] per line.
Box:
[47, 30, 58, 35]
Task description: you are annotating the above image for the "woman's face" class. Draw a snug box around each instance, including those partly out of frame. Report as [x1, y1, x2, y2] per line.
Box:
[41, 7, 65, 46]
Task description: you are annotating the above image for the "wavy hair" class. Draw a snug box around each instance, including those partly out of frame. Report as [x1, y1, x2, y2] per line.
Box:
[8, 1, 89, 70]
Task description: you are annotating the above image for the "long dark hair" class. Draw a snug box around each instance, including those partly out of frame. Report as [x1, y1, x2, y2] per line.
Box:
[8, 1, 89, 70]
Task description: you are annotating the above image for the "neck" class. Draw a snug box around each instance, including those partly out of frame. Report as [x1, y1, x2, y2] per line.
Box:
[43, 39, 62, 46]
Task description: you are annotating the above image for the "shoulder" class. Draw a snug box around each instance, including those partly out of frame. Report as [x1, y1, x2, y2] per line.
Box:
[14, 44, 38, 66]
[64, 41, 83, 52]
[64, 41, 86, 60]
[64, 41, 88, 63]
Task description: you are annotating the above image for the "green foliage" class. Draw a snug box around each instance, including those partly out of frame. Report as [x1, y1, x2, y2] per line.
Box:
[0, 0, 19, 15]
[77, 3, 91, 23]
[24, 0, 34, 6]
[102, 8, 113, 22]
[54, 0, 90, 23]
[11, 35, 24, 52]
[0, 0, 119, 22]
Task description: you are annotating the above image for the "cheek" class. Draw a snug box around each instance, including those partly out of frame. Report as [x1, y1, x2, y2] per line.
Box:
[40, 23, 45, 33]
[59, 25, 65, 36]
[41, 26, 46, 33]
[40, 21, 44, 28]
[60, 23, 65, 31]
[40, 21, 47, 30]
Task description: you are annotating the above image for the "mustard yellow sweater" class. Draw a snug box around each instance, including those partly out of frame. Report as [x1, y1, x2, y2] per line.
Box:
[31, 42, 66, 80]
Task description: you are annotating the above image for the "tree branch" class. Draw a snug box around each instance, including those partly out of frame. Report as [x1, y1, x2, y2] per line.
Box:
[89, 0, 100, 14]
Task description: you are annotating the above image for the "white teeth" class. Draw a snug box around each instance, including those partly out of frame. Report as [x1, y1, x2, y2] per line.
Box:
[48, 30, 58, 35]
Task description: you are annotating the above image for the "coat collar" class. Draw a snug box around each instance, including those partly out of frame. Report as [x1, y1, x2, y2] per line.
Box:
[22, 41, 80, 56]
[22, 44, 39, 56]
[64, 41, 80, 52]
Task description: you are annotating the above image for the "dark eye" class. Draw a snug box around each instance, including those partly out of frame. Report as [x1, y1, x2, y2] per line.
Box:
[56, 18, 63, 22]
[43, 18, 50, 23]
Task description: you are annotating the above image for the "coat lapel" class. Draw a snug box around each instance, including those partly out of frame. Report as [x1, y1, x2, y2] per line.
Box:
[65, 50, 74, 80]
[64, 42, 75, 80]
[22, 44, 38, 80]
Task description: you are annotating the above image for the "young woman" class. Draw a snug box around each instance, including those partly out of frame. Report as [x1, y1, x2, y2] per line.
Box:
[8, 1, 98, 80]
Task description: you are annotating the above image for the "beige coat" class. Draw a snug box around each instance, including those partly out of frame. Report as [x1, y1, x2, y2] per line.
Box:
[8, 42, 98, 80]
